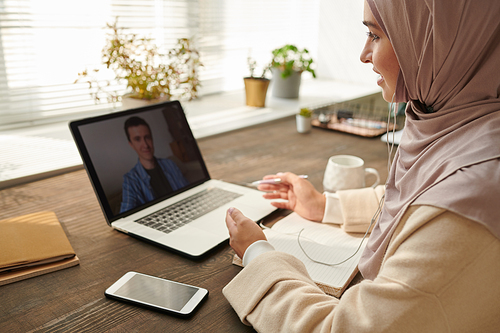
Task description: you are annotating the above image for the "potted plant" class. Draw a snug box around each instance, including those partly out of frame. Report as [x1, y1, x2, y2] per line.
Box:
[296, 107, 312, 133]
[243, 57, 270, 107]
[269, 44, 316, 99]
[76, 18, 202, 108]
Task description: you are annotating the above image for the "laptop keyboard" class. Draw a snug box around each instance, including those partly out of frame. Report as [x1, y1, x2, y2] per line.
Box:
[136, 188, 242, 234]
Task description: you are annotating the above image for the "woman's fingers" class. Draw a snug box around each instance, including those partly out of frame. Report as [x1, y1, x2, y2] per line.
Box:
[225, 207, 266, 258]
[257, 183, 289, 192]
[227, 207, 247, 224]
[225, 207, 237, 232]
[262, 191, 287, 199]
[270, 201, 292, 210]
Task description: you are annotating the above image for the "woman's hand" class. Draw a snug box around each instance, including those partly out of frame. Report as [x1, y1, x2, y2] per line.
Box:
[225, 207, 266, 259]
[259, 172, 326, 221]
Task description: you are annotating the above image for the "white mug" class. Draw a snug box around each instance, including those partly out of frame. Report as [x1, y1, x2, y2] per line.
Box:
[323, 155, 380, 192]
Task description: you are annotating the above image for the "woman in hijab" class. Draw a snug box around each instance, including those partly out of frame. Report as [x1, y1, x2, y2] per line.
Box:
[223, 0, 500, 331]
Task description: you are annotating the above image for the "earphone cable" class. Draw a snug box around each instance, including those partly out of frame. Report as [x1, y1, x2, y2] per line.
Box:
[294, 95, 397, 266]
[296, 194, 385, 266]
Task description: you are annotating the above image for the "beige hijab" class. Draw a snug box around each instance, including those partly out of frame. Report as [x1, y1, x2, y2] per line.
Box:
[360, 0, 500, 280]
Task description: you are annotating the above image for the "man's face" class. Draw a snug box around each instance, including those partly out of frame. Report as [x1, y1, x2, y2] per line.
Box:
[127, 125, 154, 162]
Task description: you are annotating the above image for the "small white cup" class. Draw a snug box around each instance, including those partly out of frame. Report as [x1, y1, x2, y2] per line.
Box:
[323, 155, 380, 192]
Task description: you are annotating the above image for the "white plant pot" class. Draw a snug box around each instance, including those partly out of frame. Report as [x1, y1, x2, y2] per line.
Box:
[296, 115, 312, 133]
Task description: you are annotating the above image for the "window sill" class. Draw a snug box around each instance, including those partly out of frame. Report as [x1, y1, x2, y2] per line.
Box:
[185, 79, 379, 139]
[0, 79, 378, 189]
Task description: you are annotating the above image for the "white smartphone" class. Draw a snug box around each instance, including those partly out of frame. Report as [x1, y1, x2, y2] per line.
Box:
[104, 272, 208, 317]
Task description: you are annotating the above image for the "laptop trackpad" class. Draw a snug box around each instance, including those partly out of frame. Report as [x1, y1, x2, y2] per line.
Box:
[159, 225, 226, 257]
[188, 201, 274, 236]
[188, 209, 230, 237]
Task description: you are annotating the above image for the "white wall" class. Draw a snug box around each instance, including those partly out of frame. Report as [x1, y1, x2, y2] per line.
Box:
[317, 0, 378, 86]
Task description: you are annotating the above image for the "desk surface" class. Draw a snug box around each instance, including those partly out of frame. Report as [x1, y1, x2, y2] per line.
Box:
[0, 116, 390, 332]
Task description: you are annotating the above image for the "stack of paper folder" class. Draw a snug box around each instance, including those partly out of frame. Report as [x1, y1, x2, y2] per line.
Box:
[0, 211, 79, 286]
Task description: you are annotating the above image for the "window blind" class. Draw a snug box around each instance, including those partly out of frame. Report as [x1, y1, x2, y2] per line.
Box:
[0, 0, 319, 129]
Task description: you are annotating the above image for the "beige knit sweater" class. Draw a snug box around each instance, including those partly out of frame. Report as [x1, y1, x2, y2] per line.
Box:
[223, 205, 500, 332]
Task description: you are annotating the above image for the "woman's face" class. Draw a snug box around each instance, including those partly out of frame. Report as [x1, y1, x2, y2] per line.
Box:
[360, 1, 400, 102]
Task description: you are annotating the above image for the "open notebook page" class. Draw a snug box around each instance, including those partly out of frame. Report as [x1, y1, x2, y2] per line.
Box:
[264, 212, 368, 289]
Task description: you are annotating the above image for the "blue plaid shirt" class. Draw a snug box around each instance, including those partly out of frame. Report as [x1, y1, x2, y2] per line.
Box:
[120, 158, 189, 213]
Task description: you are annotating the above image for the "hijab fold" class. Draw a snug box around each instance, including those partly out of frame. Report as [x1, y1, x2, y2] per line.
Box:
[360, 0, 500, 280]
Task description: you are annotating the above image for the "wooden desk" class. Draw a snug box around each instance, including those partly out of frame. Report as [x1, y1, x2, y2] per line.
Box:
[0, 116, 390, 332]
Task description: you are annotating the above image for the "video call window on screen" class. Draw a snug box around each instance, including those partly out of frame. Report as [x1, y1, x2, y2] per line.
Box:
[78, 105, 206, 217]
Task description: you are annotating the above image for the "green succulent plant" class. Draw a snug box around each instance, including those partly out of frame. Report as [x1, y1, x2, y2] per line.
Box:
[299, 107, 312, 118]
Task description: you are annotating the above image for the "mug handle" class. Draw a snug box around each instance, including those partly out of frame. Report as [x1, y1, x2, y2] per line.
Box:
[365, 168, 380, 188]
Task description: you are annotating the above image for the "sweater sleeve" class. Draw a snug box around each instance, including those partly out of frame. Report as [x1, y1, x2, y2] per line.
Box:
[337, 185, 385, 233]
[223, 206, 500, 332]
[323, 185, 385, 233]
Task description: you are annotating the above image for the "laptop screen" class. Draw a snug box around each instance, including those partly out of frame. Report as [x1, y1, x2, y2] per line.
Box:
[70, 101, 210, 223]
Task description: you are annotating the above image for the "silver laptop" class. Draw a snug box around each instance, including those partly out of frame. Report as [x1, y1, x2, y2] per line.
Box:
[70, 100, 276, 258]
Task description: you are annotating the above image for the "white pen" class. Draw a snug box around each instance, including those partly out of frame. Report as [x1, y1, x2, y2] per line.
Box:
[251, 175, 308, 186]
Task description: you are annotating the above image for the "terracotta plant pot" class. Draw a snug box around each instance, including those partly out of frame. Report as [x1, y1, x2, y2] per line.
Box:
[244, 77, 270, 107]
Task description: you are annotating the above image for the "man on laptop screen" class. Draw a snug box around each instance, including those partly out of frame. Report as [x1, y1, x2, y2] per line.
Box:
[121, 116, 188, 213]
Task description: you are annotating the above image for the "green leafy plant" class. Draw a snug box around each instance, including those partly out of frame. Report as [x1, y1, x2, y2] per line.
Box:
[76, 18, 202, 104]
[299, 107, 312, 118]
[270, 44, 316, 79]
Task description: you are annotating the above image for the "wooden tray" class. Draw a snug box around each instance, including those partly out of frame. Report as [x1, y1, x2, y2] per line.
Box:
[312, 118, 396, 137]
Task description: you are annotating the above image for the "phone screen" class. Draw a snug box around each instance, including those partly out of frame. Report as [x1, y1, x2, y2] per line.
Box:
[112, 274, 200, 311]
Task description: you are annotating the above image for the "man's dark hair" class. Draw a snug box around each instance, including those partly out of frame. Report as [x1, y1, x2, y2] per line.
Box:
[124, 116, 151, 142]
